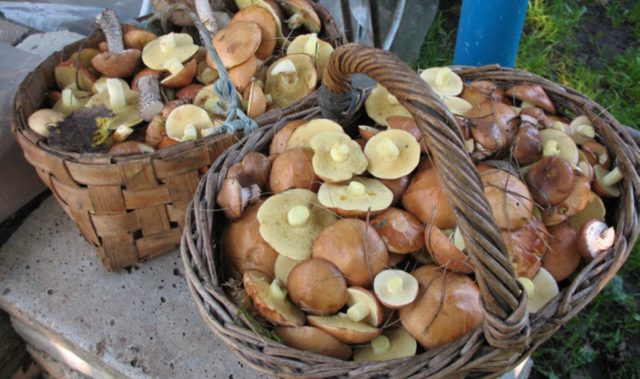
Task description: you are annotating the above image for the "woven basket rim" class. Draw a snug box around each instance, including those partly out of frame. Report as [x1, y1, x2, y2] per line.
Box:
[10, 3, 347, 166]
[180, 54, 640, 378]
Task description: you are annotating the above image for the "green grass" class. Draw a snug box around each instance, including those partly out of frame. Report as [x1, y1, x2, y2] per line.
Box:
[417, 1, 640, 377]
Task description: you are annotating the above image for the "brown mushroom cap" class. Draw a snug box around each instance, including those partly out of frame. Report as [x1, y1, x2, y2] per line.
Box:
[373, 269, 419, 309]
[230, 5, 277, 60]
[567, 191, 606, 229]
[269, 119, 308, 155]
[123, 24, 157, 50]
[242, 80, 267, 118]
[310, 131, 368, 183]
[307, 315, 381, 344]
[54, 61, 96, 92]
[401, 162, 456, 229]
[265, 54, 317, 108]
[364, 129, 421, 180]
[399, 265, 483, 349]
[216, 177, 261, 219]
[160, 58, 197, 88]
[269, 148, 318, 193]
[91, 49, 141, 78]
[227, 55, 259, 93]
[280, 0, 321, 32]
[227, 151, 272, 190]
[317, 177, 394, 218]
[176, 83, 205, 102]
[581, 141, 611, 169]
[542, 222, 581, 282]
[577, 220, 615, 261]
[480, 166, 534, 230]
[541, 175, 591, 226]
[287, 258, 348, 315]
[27, 109, 64, 138]
[380, 175, 410, 206]
[312, 218, 389, 288]
[223, 202, 278, 277]
[525, 156, 575, 207]
[512, 123, 542, 166]
[243, 270, 305, 326]
[257, 188, 337, 260]
[370, 208, 425, 254]
[505, 84, 555, 114]
[353, 328, 417, 362]
[365, 84, 411, 127]
[424, 226, 473, 274]
[212, 21, 262, 69]
[275, 326, 352, 360]
[345, 287, 383, 327]
[501, 218, 547, 279]
[593, 165, 622, 198]
[467, 101, 519, 157]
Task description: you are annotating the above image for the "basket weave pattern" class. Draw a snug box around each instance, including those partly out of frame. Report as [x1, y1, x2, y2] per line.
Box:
[11, 5, 346, 271]
[181, 44, 640, 377]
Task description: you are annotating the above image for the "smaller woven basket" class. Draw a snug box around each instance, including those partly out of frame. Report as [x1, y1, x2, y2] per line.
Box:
[11, 3, 346, 271]
[181, 44, 640, 377]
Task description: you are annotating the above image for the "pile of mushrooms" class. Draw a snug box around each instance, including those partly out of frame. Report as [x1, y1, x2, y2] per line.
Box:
[28, 1, 333, 156]
[217, 67, 620, 361]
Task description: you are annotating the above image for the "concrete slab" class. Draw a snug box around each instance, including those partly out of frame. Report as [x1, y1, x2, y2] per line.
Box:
[0, 18, 29, 45]
[16, 30, 84, 58]
[0, 197, 264, 378]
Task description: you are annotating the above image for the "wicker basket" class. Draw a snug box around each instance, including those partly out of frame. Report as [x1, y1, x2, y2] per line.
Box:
[181, 44, 640, 377]
[11, 4, 346, 271]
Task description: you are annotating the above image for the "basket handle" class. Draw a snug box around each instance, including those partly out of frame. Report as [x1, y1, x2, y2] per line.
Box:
[321, 44, 529, 350]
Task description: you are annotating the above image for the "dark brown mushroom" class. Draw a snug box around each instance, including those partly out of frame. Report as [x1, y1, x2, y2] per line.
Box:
[525, 156, 575, 207]
[91, 9, 141, 78]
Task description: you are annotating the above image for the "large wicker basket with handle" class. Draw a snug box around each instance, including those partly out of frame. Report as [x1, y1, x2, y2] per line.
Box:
[181, 44, 640, 377]
[11, 3, 346, 271]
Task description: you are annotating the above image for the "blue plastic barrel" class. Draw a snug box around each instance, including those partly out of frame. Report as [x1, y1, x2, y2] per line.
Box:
[453, 0, 528, 67]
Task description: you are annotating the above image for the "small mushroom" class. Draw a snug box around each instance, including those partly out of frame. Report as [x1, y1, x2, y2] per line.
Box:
[373, 269, 419, 309]
[370, 208, 425, 254]
[307, 315, 381, 344]
[386, 116, 429, 153]
[53, 87, 90, 115]
[525, 267, 560, 313]
[480, 166, 534, 230]
[66, 48, 100, 71]
[511, 124, 542, 166]
[593, 165, 623, 198]
[505, 84, 555, 114]
[317, 177, 394, 218]
[243, 270, 305, 326]
[265, 54, 317, 108]
[312, 218, 389, 288]
[420, 67, 464, 96]
[242, 80, 267, 118]
[275, 326, 352, 360]
[581, 141, 610, 169]
[87, 78, 139, 111]
[165, 104, 216, 142]
[161, 58, 198, 88]
[401, 162, 456, 229]
[467, 101, 519, 158]
[501, 218, 548, 279]
[541, 175, 591, 226]
[460, 80, 509, 107]
[567, 115, 596, 145]
[108, 141, 155, 156]
[424, 226, 473, 274]
[285, 118, 344, 150]
[91, 9, 141, 78]
[287, 258, 348, 315]
[577, 220, 615, 261]
[223, 202, 278, 276]
[539, 128, 579, 168]
[54, 60, 96, 92]
[230, 5, 277, 60]
[123, 24, 157, 50]
[196, 61, 219, 84]
[210, 21, 262, 69]
[525, 156, 575, 207]
[279, 0, 321, 32]
[567, 191, 606, 229]
[27, 109, 64, 137]
[193, 84, 232, 118]
[345, 288, 383, 327]
[287, 33, 334, 80]
[216, 177, 261, 220]
[269, 148, 318, 193]
[274, 254, 302, 285]
[142, 32, 199, 74]
[269, 119, 307, 155]
[519, 107, 546, 127]
[542, 222, 581, 282]
[399, 265, 483, 349]
[226, 151, 272, 190]
[358, 125, 381, 141]
[364, 129, 421, 180]
[176, 83, 205, 102]
[364, 83, 411, 127]
[227, 55, 259, 93]
[353, 328, 417, 362]
[310, 131, 368, 183]
[257, 188, 337, 260]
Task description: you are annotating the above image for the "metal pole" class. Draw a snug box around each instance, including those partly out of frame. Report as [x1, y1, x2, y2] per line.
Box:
[453, 0, 528, 67]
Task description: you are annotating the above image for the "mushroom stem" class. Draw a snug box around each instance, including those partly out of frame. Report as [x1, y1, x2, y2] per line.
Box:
[287, 205, 310, 227]
[113, 125, 133, 142]
[452, 227, 465, 251]
[371, 335, 391, 355]
[61, 88, 83, 110]
[346, 301, 370, 322]
[376, 139, 401, 161]
[303, 34, 319, 56]
[164, 57, 185, 76]
[195, 0, 219, 33]
[138, 75, 164, 121]
[602, 167, 623, 187]
[269, 279, 287, 300]
[387, 276, 404, 295]
[574, 124, 595, 140]
[286, 13, 304, 29]
[542, 140, 560, 157]
[96, 9, 124, 53]
[346, 181, 366, 197]
[330, 142, 350, 162]
[106, 78, 127, 110]
[182, 124, 197, 141]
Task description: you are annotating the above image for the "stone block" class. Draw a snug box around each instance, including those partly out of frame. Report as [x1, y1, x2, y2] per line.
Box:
[16, 30, 84, 58]
[0, 18, 30, 45]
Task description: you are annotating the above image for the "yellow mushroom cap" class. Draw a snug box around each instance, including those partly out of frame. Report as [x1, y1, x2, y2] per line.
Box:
[317, 177, 393, 215]
[310, 131, 368, 183]
[364, 129, 421, 179]
[265, 54, 318, 108]
[257, 189, 338, 260]
[165, 104, 215, 142]
[286, 33, 334, 80]
[285, 118, 344, 150]
[365, 83, 411, 127]
[142, 32, 199, 71]
[420, 67, 464, 96]
[353, 328, 417, 362]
